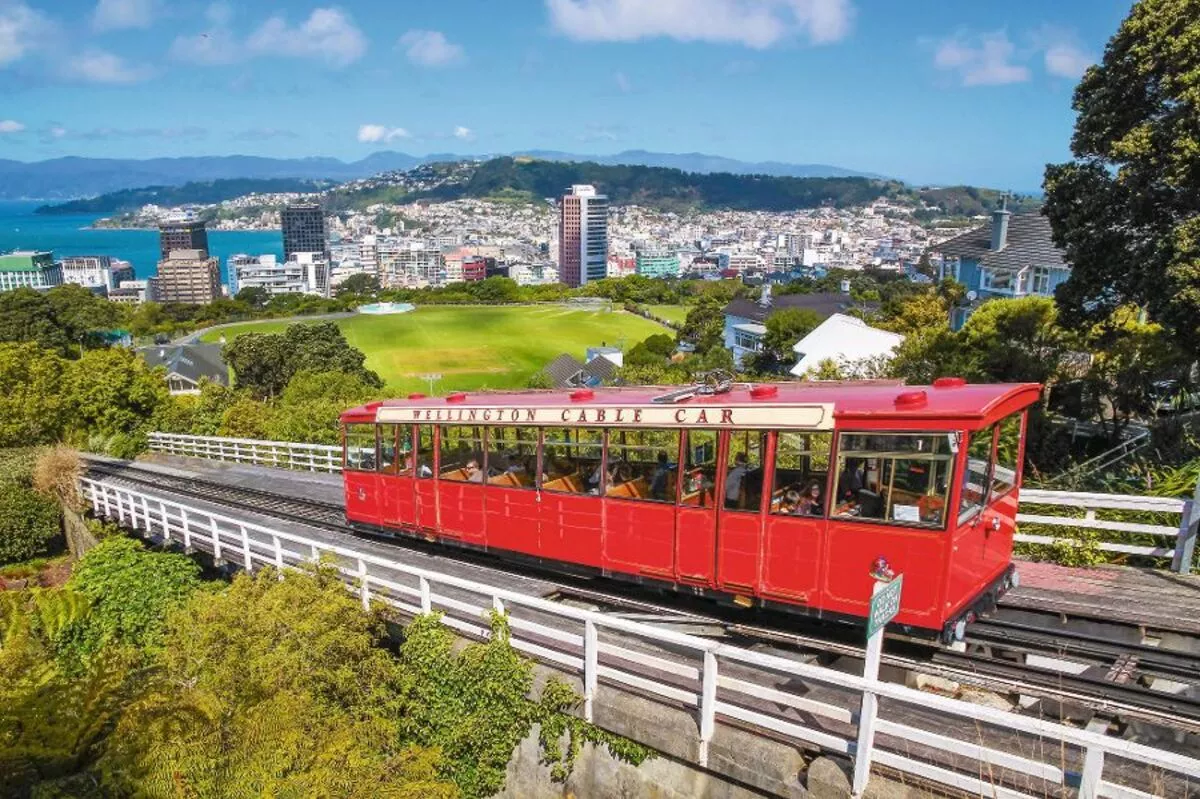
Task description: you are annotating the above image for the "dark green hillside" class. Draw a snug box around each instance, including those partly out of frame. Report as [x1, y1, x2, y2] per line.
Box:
[35, 178, 332, 215]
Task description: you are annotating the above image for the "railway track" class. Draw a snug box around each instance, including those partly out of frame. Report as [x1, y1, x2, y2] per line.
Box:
[84, 459, 1200, 732]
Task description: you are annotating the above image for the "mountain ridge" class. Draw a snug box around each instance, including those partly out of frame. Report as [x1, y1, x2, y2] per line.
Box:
[0, 149, 886, 201]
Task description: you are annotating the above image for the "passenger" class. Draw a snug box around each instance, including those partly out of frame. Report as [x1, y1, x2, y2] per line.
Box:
[454, 440, 472, 467]
[650, 451, 673, 500]
[778, 489, 802, 514]
[725, 452, 749, 509]
[798, 480, 823, 516]
[465, 459, 484, 483]
[838, 459, 864, 502]
[586, 461, 604, 493]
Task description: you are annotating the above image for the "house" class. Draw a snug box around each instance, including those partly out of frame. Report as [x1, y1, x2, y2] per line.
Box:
[538, 352, 619, 389]
[932, 200, 1070, 330]
[788, 314, 904, 377]
[722, 286, 866, 368]
[139, 344, 229, 395]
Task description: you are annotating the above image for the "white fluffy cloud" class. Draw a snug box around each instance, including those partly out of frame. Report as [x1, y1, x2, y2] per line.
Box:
[453, 125, 473, 140]
[92, 0, 156, 32]
[61, 49, 152, 84]
[933, 31, 1030, 87]
[545, 0, 853, 49]
[398, 29, 464, 67]
[358, 124, 410, 144]
[0, 1, 52, 67]
[1043, 41, 1092, 79]
[248, 8, 367, 68]
[0, 119, 24, 133]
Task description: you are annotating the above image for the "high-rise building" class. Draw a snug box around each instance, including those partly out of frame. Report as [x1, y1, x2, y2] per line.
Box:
[281, 202, 327, 262]
[229, 253, 330, 298]
[0, 251, 62, 292]
[60, 255, 135, 291]
[158, 216, 209, 260]
[635, 248, 680, 279]
[558, 185, 608, 288]
[156, 249, 221, 305]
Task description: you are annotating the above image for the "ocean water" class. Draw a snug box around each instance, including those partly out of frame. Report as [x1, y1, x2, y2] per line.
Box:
[0, 201, 283, 286]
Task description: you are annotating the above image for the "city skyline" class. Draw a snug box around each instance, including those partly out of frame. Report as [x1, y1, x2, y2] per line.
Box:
[0, 0, 1131, 188]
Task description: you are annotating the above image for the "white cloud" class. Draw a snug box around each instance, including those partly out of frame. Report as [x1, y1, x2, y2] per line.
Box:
[92, 0, 156, 32]
[170, 29, 239, 65]
[453, 125, 473, 141]
[398, 29, 464, 67]
[358, 124, 410, 143]
[0, 119, 24, 133]
[0, 1, 53, 67]
[545, 0, 853, 49]
[1043, 41, 1092, 79]
[48, 125, 66, 138]
[933, 31, 1030, 87]
[61, 49, 152, 84]
[248, 8, 367, 68]
[205, 0, 233, 27]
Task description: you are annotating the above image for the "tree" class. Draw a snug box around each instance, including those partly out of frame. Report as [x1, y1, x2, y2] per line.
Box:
[234, 286, 270, 309]
[0, 289, 71, 355]
[877, 289, 948, 337]
[335, 273, 381, 298]
[62, 348, 170, 443]
[1042, 0, 1200, 355]
[0, 343, 69, 447]
[745, 308, 822, 374]
[286, 322, 382, 388]
[677, 295, 726, 353]
[223, 331, 293, 397]
[957, 297, 1069, 385]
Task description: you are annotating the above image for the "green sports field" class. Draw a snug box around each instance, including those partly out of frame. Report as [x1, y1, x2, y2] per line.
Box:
[200, 305, 668, 394]
[644, 304, 690, 325]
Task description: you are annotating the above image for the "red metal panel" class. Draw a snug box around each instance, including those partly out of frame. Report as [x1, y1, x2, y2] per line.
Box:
[675, 505, 716, 585]
[761, 515, 824, 604]
[603, 499, 675, 578]
[437, 482, 486, 543]
[716, 510, 761, 593]
[946, 491, 1016, 616]
[379, 474, 417, 530]
[484, 486, 541, 556]
[414, 479, 438, 531]
[822, 521, 947, 629]
[344, 471, 379, 526]
[540, 491, 604, 568]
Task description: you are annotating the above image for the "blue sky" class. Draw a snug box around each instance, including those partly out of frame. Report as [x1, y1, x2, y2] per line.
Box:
[0, 0, 1133, 188]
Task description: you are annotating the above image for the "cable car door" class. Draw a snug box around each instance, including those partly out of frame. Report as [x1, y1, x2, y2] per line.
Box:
[715, 430, 767, 594]
[413, 425, 438, 531]
[676, 430, 718, 585]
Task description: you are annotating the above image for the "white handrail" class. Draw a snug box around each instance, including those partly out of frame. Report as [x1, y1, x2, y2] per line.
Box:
[80, 476, 1200, 798]
[147, 432, 342, 473]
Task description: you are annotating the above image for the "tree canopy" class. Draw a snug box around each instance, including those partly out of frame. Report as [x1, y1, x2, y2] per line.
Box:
[224, 321, 383, 398]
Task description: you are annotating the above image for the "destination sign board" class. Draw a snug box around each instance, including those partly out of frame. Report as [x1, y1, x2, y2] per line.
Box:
[376, 403, 833, 430]
[866, 574, 903, 638]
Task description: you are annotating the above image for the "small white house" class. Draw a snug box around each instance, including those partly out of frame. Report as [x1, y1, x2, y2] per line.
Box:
[789, 314, 904, 377]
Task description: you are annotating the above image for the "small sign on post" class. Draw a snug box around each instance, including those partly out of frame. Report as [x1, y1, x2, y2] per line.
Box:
[854, 567, 903, 797]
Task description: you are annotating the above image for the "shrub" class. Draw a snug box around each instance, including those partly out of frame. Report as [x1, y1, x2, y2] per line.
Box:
[32, 445, 83, 511]
[0, 449, 62, 566]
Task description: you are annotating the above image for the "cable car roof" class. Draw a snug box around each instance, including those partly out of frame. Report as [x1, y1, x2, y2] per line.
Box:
[341, 380, 1041, 429]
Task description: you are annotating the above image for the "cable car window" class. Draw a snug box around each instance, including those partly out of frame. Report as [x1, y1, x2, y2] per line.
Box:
[416, 426, 435, 478]
[485, 427, 540, 489]
[543, 427, 602, 494]
[958, 426, 994, 522]
[344, 424, 376, 471]
[771, 432, 832, 517]
[834, 432, 956, 528]
[379, 424, 399, 474]
[395, 425, 414, 477]
[439, 426, 484, 482]
[606, 428, 679, 503]
[991, 414, 1021, 497]
[680, 430, 718, 507]
[725, 430, 767, 512]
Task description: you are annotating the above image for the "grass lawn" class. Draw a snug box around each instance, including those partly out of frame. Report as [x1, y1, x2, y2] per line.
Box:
[201, 305, 668, 394]
[644, 304, 691, 325]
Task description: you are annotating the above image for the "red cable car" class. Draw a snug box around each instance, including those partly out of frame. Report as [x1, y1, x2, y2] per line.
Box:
[340, 380, 1040, 641]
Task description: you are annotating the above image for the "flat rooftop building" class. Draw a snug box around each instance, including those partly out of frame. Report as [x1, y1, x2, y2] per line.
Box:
[157, 249, 220, 305]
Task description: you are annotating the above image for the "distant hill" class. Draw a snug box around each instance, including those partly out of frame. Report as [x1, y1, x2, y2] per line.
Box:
[0, 149, 882, 201]
[327, 157, 905, 213]
[914, 186, 1040, 217]
[35, 178, 334, 215]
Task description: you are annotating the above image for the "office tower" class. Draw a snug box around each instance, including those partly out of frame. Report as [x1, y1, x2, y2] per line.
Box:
[558, 185, 608, 288]
[159, 216, 209, 260]
[281, 202, 327, 262]
[156, 249, 221, 304]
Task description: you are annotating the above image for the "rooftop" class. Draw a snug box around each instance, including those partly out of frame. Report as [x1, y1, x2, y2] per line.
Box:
[723, 292, 865, 324]
[934, 213, 1068, 271]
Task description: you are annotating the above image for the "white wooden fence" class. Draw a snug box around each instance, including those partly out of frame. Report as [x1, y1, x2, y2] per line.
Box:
[1017, 488, 1200, 574]
[80, 476, 1200, 799]
[148, 432, 342, 473]
[146, 432, 1200, 574]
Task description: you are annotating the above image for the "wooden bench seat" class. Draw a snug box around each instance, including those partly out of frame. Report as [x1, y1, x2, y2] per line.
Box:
[543, 473, 585, 493]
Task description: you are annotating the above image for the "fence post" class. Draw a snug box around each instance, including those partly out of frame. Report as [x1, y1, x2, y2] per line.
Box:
[90, 480, 101, 515]
[141, 495, 153, 536]
[358, 559, 370, 610]
[211, 517, 223, 563]
[1171, 475, 1200, 574]
[1078, 745, 1104, 799]
[157, 499, 170, 543]
[419, 576, 432, 613]
[698, 650, 717, 767]
[584, 619, 598, 723]
[240, 524, 253, 572]
[181, 508, 192, 552]
[310, 543, 320, 562]
[273, 534, 284, 577]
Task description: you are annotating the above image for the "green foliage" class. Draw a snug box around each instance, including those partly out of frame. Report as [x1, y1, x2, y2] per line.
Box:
[63, 347, 170, 443]
[743, 307, 822, 374]
[0, 450, 62, 566]
[336, 272, 382, 298]
[677, 295, 726, 353]
[224, 321, 384, 397]
[98, 566, 456, 798]
[62, 537, 202, 662]
[37, 178, 331, 215]
[0, 285, 126, 358]
[399, 611, 651, 797]
[1042, 0, 1200, 356]
[0, 344, 70, 447]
